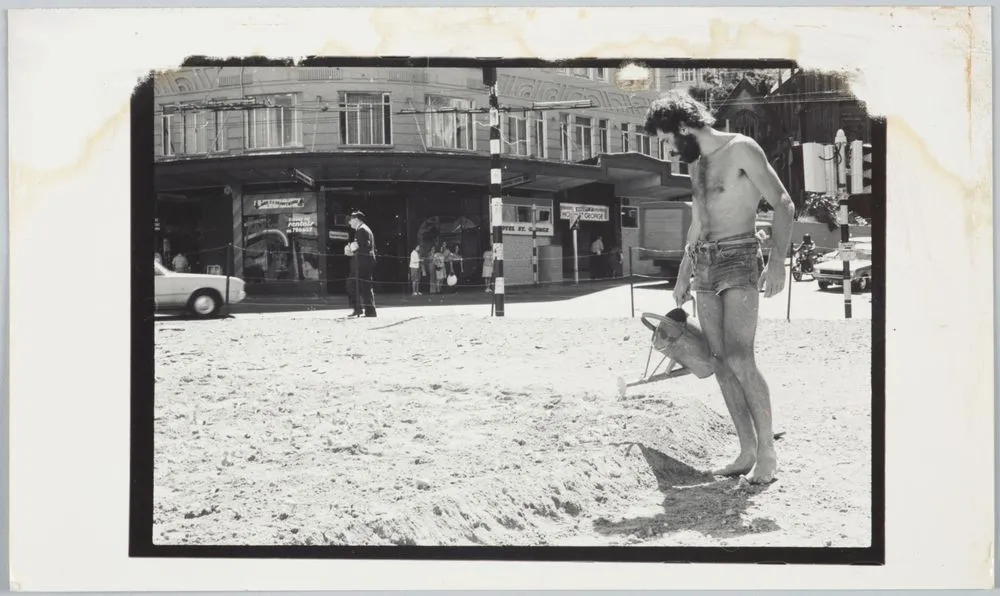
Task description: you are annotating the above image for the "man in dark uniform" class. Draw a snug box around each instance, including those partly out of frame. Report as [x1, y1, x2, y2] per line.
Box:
[345, 210, 377, 318]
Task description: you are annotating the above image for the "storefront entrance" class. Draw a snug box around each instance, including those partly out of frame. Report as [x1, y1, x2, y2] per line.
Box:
[557, 183, 618, 280]
[155, 192, 232, 275]
[325, 189, 408, 295]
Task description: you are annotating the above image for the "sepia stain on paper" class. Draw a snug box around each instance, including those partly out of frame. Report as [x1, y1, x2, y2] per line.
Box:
[10, 99, 131, 223]
[357, 7, 805, 62]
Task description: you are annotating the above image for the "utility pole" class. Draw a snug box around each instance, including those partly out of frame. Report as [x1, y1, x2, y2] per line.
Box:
[531, 203, 539, 287]
[835, 129, 852, 319]
[484, 67, 504, 317]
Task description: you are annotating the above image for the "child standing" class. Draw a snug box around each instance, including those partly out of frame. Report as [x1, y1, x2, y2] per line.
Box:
[482, 248, 494, 293]
[431, 244, 446, 294]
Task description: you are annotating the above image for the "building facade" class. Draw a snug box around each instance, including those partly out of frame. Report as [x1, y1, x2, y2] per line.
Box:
[153, 66, 694, 295]
[709, 69, 873, 209]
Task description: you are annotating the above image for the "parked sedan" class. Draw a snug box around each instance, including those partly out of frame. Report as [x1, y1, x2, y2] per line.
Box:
[154, 261, 247, 317]
[813, 241, 873, 292]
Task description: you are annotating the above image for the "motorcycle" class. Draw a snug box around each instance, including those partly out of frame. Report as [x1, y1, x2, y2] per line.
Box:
[791, 247, 818, 281]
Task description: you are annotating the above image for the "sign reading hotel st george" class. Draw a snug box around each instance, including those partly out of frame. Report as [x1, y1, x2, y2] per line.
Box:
[502, 222, 554, 237]
[560, 202, 610, 222]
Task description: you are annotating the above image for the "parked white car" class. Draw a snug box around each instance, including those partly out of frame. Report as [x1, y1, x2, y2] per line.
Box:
[154, 261, 247, 317]
[813, 240, 874, 292]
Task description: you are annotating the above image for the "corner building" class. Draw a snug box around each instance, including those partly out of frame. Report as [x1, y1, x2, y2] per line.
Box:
[153, 66, 692, 296]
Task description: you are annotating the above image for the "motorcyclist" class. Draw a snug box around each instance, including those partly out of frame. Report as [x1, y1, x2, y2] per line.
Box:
[798, 234, 815, 257]
[793, 234, 817, 276]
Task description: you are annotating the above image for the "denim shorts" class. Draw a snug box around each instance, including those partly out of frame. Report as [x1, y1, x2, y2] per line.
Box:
[687, 234, 765, 295]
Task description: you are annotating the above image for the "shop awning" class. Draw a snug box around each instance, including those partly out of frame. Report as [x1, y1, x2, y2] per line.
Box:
[154, 150, 691, 200]
[582, 152, 693, 201]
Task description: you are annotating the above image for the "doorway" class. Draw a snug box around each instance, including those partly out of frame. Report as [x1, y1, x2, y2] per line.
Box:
[325, 190, 408, 295]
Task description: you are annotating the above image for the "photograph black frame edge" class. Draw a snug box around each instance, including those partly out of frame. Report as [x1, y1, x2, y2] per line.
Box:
[130, 57, 886, 566]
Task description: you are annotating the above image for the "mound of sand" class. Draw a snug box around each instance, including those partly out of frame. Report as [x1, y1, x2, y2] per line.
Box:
[154, 315, 872, 547]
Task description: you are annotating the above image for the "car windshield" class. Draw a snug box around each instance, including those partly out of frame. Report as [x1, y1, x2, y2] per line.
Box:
[855, 244, 873, 260]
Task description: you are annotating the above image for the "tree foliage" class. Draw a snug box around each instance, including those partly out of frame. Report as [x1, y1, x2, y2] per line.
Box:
[797, 192, 869, 230]
[688, 70, 780, 110]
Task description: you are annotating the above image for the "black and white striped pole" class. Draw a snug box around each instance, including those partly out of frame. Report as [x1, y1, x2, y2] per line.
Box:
[531, 204, 539, 286]
[485, 67, 505, 317]
[835, 129, 852, 319]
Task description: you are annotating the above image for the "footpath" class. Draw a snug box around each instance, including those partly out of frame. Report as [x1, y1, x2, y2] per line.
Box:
[230, 278, 637, 315]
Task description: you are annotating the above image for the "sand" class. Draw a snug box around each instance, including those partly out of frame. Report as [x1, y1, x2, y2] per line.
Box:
[153, 313, 872, 548]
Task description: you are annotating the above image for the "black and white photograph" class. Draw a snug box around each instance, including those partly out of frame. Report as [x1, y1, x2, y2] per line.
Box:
[6, 6, 993, 592]
[143, 60, 882, 555]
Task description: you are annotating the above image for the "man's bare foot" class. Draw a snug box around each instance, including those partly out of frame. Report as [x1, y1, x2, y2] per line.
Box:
[746, 451, 777, 484]
[712, 453, 756, 477]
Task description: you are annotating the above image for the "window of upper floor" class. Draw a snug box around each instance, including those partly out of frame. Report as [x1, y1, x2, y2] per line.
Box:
[244, 93, 303, 150]
[555, 67, 611, 82]
[425, 95, 475, 150]
[635, 130, 652, 156]
[339, 92, 393, 146]
[502, 112, 548, 159]
[159, 107, 227, 157]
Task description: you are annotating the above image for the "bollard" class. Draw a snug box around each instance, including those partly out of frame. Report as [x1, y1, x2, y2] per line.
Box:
[629, 246, 635, 318]
[785, 241, 793, 322]
[225, 243, 233, 305]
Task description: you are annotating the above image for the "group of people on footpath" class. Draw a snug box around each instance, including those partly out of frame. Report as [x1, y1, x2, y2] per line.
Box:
[408, 241, 468, 295]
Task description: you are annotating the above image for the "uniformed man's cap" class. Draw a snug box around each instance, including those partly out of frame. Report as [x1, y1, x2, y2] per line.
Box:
[349, 210, 366, 221]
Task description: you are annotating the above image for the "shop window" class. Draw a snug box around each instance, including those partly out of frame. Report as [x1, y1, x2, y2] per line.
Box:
[425, 95, 474, 150]
[244, 94, 301, 150]
[339, 92, 392, 146]
[241, 196, 320, 284]
[514, 205, 552, 223]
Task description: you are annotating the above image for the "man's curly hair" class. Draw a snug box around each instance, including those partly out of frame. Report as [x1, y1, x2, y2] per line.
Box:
[643, 91, 716, 136]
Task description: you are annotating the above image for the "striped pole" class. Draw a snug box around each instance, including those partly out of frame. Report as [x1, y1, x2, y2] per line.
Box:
[840, 196, 852, 319]
[486, 67, 505, 317]
[531, 204, 539, 286]
[835, 130, 852, 319]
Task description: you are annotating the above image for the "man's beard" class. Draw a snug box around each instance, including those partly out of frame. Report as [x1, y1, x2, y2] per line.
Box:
[675, 133, 701, 163]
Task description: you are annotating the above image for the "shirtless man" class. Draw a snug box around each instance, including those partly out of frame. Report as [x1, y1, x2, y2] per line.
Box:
[644, 92, 795, 484]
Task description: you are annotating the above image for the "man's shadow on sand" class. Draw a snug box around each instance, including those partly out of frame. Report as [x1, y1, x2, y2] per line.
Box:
[593, 443, 780, 540]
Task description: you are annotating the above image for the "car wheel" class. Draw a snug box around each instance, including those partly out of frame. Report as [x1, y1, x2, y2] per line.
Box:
[188, 289, 222, 318]
[818, 281, 830, 290]
[792, 270, 802, 282]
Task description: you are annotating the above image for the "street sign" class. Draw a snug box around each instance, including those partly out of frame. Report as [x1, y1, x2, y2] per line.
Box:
[839, 241, 856, 260]
[560, 202, 610, 222]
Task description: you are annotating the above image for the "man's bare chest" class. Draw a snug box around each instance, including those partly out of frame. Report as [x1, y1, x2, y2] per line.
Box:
[696, 158, 752, 196]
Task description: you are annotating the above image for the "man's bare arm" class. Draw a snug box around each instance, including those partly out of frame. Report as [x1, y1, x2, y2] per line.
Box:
[737, 139, 795, 263]
[677, 162, 703, 282]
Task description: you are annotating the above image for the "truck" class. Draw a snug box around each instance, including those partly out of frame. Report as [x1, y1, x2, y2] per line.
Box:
[637, 202, 775, 279]
[637, 201, 693, 280]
